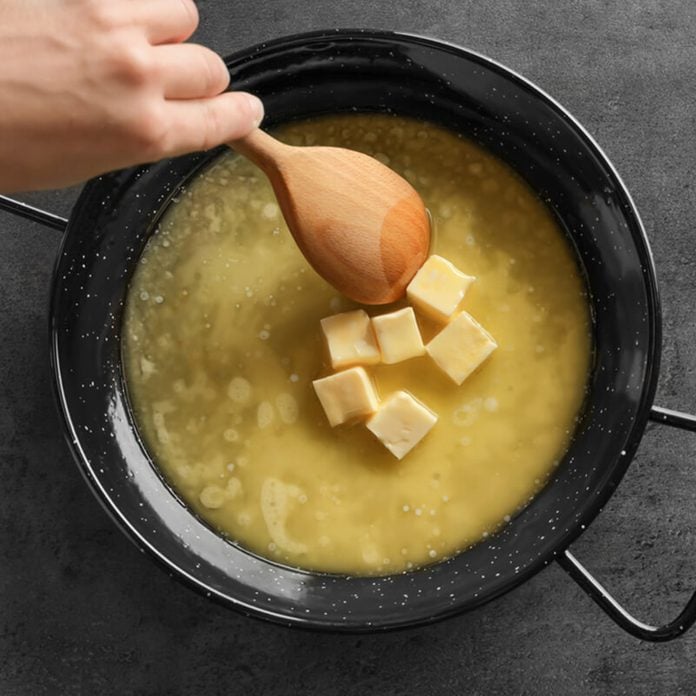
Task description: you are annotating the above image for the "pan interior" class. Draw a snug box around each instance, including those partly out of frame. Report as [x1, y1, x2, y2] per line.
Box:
[121, 112, 592, 578]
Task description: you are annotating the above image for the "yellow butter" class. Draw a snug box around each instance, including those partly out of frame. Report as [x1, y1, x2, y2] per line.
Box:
[366, 391, 438, 460]
[320, 309, 381, 369]
[426, 311, 497, 385]
[313, 367, 379, 427]
[407, 254, 475, 321]
[371, 307, 425, 364]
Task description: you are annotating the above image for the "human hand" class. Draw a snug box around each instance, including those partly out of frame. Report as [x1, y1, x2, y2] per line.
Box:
[0, 0, 264, 192]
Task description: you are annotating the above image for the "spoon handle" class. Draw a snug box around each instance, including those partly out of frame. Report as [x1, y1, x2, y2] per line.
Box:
[228, 129, 291, 171]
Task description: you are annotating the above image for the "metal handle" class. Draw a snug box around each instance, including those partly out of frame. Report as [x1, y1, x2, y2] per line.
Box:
[557, 405, 696, 642]
[0, 194, 68, 232]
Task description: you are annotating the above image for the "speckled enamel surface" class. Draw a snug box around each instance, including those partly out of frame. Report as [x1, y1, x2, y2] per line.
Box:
[49, 32, 659, 630]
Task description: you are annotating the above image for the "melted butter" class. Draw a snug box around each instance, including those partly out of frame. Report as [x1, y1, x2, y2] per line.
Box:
[122, 114, 592, 575]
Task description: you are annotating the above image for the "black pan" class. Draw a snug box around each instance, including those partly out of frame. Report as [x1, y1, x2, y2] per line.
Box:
[2, 30, 696, 641]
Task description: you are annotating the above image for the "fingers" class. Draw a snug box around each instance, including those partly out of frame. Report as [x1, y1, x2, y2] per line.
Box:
[155, 44, 229, 99]
[159, 92, 265, 156]
[132, 0, 199, 44]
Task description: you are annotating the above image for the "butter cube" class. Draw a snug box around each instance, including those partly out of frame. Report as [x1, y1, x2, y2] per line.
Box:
[367, 391, 438, 460]
[371, 307, 425, 364]
[426, 311, 497, 385]
[320, 310, 381, 369]
[313, 367, 379, 427]
[407, 255, 475, 321]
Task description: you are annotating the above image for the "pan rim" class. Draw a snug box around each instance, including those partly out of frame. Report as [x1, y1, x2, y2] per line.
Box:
[48, 28, 661, 631]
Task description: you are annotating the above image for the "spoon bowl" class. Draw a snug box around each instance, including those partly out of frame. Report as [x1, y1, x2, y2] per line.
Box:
[230, 129, 430, 304]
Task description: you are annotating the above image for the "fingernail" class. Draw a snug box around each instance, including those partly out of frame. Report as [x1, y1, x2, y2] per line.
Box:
[245, 94, 265, 128]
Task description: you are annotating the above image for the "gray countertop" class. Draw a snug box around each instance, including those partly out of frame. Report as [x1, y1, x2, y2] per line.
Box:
[2, 1, 696, 693]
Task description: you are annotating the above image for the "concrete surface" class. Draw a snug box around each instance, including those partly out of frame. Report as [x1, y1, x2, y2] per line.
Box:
[2, 1, 696, 693]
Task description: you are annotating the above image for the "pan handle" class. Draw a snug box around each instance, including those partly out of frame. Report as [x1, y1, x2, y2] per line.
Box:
[0, 194, 68, 232]
[557, 405, 696, 642]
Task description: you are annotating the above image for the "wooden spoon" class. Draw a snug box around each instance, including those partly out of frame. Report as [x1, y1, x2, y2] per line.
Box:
[229, 129, 430, 305]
